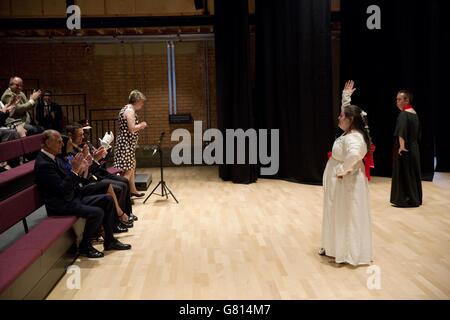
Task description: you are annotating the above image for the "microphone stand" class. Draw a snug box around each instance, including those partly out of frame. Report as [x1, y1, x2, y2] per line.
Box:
[143, 132, 178, 204]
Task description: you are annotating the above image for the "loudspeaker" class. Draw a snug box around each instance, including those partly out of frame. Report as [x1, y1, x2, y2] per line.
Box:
[135, 173, 152, 191]
[194, 0, 204, 10]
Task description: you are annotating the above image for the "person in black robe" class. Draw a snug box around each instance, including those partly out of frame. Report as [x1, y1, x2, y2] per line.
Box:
[390, 90, 422, 207]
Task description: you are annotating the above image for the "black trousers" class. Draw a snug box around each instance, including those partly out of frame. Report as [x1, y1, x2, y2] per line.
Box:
[75, 194, 116, 247]
[24, 124, 44, 135]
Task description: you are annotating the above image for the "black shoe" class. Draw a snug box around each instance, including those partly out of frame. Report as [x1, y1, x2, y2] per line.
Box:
[119, 219, 133, 228]
[113, 223, 128, 233]
[79, 245, 104, 258]
[104, 239, 132, 251]
[129, 213, 138, 221]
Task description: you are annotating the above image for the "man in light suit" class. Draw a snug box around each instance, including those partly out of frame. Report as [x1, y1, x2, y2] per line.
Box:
[1, 76, 43, 135]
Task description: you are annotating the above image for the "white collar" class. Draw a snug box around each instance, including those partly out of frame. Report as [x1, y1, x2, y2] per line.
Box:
[41, 149, 56, 161]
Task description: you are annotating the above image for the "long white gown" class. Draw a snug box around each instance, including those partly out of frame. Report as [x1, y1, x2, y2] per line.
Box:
[321, 92, 372, 266]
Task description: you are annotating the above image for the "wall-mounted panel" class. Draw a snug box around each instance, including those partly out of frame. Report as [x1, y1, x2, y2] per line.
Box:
[0, 0, 11, 17]
[75, 0, 105, 16]
[43, 0, 66, 16]
[11, 0, 42, 16]
[106, 0, 135, 15]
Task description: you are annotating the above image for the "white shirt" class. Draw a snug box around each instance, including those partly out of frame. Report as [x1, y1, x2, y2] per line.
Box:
[41, 149, 55, 161]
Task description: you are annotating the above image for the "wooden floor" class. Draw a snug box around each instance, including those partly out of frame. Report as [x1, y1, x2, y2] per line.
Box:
[47, 167, 450, 300]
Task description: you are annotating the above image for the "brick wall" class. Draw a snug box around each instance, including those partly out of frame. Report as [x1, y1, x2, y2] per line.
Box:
[0, 40, 217, 166]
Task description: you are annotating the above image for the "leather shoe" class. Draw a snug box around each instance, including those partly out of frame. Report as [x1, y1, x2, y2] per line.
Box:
[104, 239, 132, 251]
[113, 223, 128, 233]
[129, 213, 138, 221]
[79, 245, 104, 258]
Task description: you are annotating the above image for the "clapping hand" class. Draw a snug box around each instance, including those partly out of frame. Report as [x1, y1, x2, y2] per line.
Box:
[30, 89, 42, 101]
[343, 80, 356, 95]
[70, 153, 85, 174]
[93, 146, 107, 161]
[84, 153, 93, 167]
[81, 144, 90, 158]
[4, 96, 20, 116]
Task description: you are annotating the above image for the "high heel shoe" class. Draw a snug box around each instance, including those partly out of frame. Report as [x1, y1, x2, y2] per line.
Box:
[118, 212, 133, 228]
[131, 192, 145, 197]
[119, 219, 133, 228]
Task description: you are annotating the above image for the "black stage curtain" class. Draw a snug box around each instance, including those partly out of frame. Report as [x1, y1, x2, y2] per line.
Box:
[254, 0, 334, 184]
[214, 0, 258, 183]
[434, 1, 450, 172]
[341, 0, 448, 178]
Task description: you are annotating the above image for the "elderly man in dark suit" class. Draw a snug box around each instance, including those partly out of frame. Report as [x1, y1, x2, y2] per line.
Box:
[34, 130, 131, 258]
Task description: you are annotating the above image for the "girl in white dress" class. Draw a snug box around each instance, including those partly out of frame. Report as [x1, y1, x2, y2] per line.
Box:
[320, 80, 373, 266]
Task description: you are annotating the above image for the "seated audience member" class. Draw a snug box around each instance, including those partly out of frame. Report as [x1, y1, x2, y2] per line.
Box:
[59, 133, 132, 232]
[67, 123, 137, 222]
[1, 97, 24, 170]
[34, 129, 131, 258]
[0, 96, 23, 142]
[1, 76, 43, 135]
[35, 90, 63, 132]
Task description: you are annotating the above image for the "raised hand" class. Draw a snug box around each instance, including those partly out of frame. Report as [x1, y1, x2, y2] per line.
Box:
[93, 146, 107, 161]
[71, 153, 85, 174]
[30, 89, 42, 101]
[343, 80, 356, 95]
[81, 144, 90, 158]
[84, 153, 93, 167]
[6, 104, 16, 117]
[3, 96, 19, 114]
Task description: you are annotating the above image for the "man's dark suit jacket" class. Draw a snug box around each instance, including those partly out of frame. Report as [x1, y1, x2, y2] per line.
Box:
[34, 151, 81, 216]
[35, 101, 63, 132]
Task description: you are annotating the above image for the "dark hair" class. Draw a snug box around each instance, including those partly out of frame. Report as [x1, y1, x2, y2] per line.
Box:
[342, 104, 372, 154]
[60, 134, 70, 157]
[65, 123, 82, 136]
[398, 90, 413, 104]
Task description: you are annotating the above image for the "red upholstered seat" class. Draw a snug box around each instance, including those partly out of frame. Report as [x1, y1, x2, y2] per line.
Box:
[21, 134, 43, 155]
[0, 216, 78, 294]
[0, 184, 41, 234]
[0, 160, 35, 188]
[0, 248, 41, 293]
[14, 216, 78, 252]
[0, 138, 23, 163]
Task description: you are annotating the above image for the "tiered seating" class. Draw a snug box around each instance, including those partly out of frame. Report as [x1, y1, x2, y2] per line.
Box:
[0, 136, 84, 300]
[0, 134, 42, 201]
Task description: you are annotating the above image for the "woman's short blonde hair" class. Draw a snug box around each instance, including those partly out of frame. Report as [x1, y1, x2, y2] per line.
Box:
[128, 90, 146, 104]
